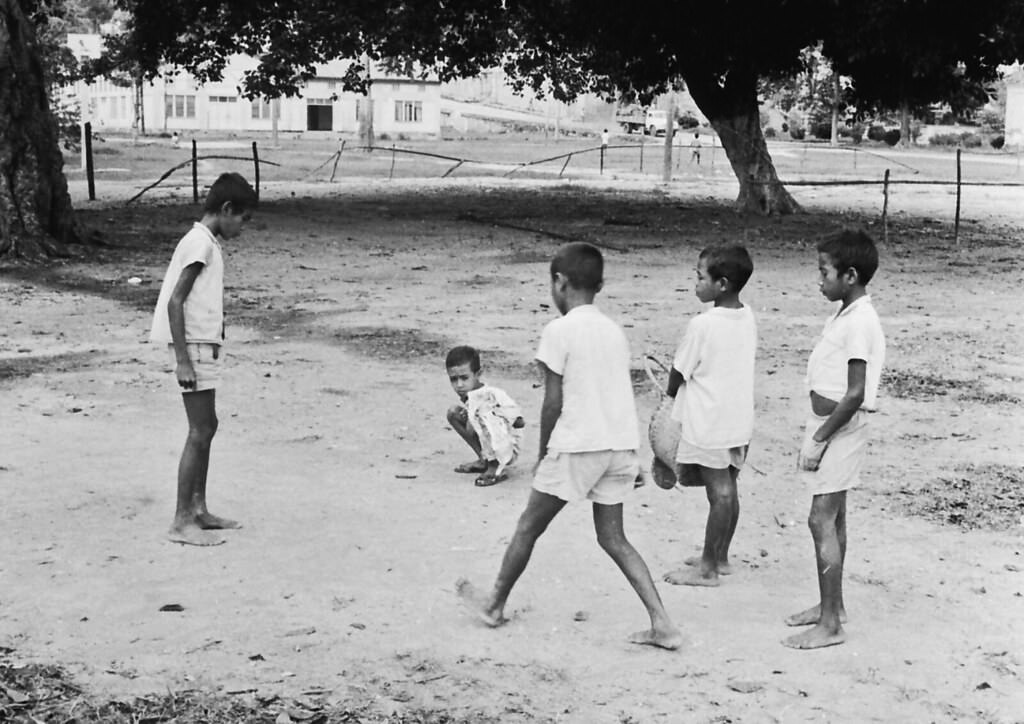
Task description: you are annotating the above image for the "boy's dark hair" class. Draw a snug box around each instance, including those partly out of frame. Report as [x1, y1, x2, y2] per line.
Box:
[700, 243, 754, 292]
[551, 242, 603, 292]
[817, 229, 878, 285]
[445, 345, 481, 372]
[204, 172, 258, 213]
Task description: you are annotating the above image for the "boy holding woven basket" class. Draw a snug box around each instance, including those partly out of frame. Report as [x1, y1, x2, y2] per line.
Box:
[659, 244, 756, 587]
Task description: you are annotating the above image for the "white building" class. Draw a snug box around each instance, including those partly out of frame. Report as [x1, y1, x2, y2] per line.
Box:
[1004, 68, 1024, 149]
[65, 35, 442, 137]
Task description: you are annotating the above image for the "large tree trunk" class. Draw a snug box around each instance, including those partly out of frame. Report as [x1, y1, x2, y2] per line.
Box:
[685, 69, 801, 215]
[0, 0, 80, 258]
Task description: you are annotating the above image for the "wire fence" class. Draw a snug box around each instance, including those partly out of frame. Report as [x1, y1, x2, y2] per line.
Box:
[74, 124, 1024, 247]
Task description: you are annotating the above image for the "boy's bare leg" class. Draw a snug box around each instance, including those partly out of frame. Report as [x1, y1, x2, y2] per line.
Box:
[169, 391, 226, 546]
[786, 493, 849, 626]
[457, 490, 565, 626]
[447, 406, 486, 472]
[593, 502, 684, 650]
[783, 492, 848, 648]
[682, 470, 739, 574]
[665, 466, 735, 587]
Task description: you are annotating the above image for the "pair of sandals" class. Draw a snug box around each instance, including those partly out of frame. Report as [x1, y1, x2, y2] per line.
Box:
[455, 460, 508, 487]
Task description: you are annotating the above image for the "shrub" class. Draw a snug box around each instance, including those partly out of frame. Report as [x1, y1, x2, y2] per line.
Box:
[849, 122, 865, 144]
[991, 135, 1005, 150]
[789, 125, 806, 140]
[378, 132, 391, 140]
[961, 133, 983, 148]
[764, 126, 777, 139]
[883, 129, 901, 146]
[811, 121, 832, 140]
[678, 113, 700, 129]
[929, 133, 962, 146]
[928, 131, 985, 148]
[867, 124, 886, 142]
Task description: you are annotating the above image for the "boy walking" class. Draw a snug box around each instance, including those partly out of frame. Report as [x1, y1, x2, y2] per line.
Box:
[783, 229, 885, 649]
[445, 345, 525, 487]
[150, 172, 258, 546]
[658, 244, 756, 587]
[458, 243, 682, 650]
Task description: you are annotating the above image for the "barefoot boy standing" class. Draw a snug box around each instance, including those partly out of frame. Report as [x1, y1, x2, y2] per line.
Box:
[150, 172, 257, 546]
[660, 244, 756, 588]
[458, 242, 682, 650]
[783, 229, 885, 649]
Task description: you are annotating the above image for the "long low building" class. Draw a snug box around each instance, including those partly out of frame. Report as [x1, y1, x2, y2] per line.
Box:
[64, 35, 442, 137]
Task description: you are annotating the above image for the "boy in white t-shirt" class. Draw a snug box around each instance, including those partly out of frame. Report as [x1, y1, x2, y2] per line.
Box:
[783, 229, 885, 650]
[659, 244, 756, 587]
[458, 242, 682, 650]
[150, 172, 257, 546]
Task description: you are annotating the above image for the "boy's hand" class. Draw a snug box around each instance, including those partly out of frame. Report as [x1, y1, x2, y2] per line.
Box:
[798, 437, 829, 471]
[176, 360, 197, 390]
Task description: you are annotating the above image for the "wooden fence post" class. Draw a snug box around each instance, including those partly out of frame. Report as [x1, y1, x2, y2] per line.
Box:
[882, 169, 890, 245]
[954, 148, 962, 249]
[84, 121, 95, 201]
[252, 141, 260, 202]
[330, 140, 346, 182]
[191, 139, 198, 204]
[389, 144, 397, 180]
[639, 137, 644, 173]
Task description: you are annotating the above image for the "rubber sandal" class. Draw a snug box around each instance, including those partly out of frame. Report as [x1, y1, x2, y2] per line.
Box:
[474, 472, 508, 487]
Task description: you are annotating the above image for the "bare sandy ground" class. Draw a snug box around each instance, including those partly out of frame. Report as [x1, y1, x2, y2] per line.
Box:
[2, 176, 1023, 722]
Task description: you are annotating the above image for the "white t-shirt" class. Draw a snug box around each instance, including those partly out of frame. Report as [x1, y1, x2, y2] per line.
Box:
[806, 295, 886, 410]
[150, 223, 224, 344]
[535, 305, 640, 453]
[671, 305, 757, 449]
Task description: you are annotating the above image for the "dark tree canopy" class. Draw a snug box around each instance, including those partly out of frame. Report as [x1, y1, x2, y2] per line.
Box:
[4, 0, 1024, 258]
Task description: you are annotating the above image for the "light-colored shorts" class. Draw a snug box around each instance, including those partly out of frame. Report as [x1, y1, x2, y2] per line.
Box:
[800, 411, 868, 496]
[675, 437, 749, 470]
[167, 343, 222, 393]
[533, 450, 640, 505]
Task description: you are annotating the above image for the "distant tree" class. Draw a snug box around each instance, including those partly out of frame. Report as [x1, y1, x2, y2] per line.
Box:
[823, 0, 1024, 145]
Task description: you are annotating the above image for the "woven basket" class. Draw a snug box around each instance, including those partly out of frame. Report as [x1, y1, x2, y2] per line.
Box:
[643, 356, 682, 489]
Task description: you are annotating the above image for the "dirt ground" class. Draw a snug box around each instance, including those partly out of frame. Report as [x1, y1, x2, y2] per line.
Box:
[2, 173, 1023, 723]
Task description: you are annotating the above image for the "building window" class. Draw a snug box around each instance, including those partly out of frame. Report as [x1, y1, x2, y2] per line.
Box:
[211, 95, 237, 103]
[394, 100, 422, 123]
[166, 94, 196, 119]
[251, 99, 272, 119]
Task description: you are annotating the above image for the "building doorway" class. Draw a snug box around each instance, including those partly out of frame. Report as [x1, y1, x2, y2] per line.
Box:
[307, 103, 333, 131]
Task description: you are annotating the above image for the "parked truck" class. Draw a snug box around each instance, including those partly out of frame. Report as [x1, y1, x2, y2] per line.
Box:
[615, 107, 679, 136]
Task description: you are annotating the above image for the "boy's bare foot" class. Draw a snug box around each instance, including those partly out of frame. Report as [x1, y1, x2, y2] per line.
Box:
[784, 604, 848, 627]
[683, 555, 732, 575]
[455, 460, 488, 474]
[782, 624, 846, 649]
[663, 568, 720, 587]
[455, 578, 506, 627]
[628, 627, 685, 651]
[168, 524, 225, 546]
[196, 512, 241, 530]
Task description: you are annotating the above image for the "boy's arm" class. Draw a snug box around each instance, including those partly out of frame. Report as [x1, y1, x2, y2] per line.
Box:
[666, 368, 686, 397]
[167, 262, 204, 389]
[800, 359, 866, 470]
[536, 361, 563, 463]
